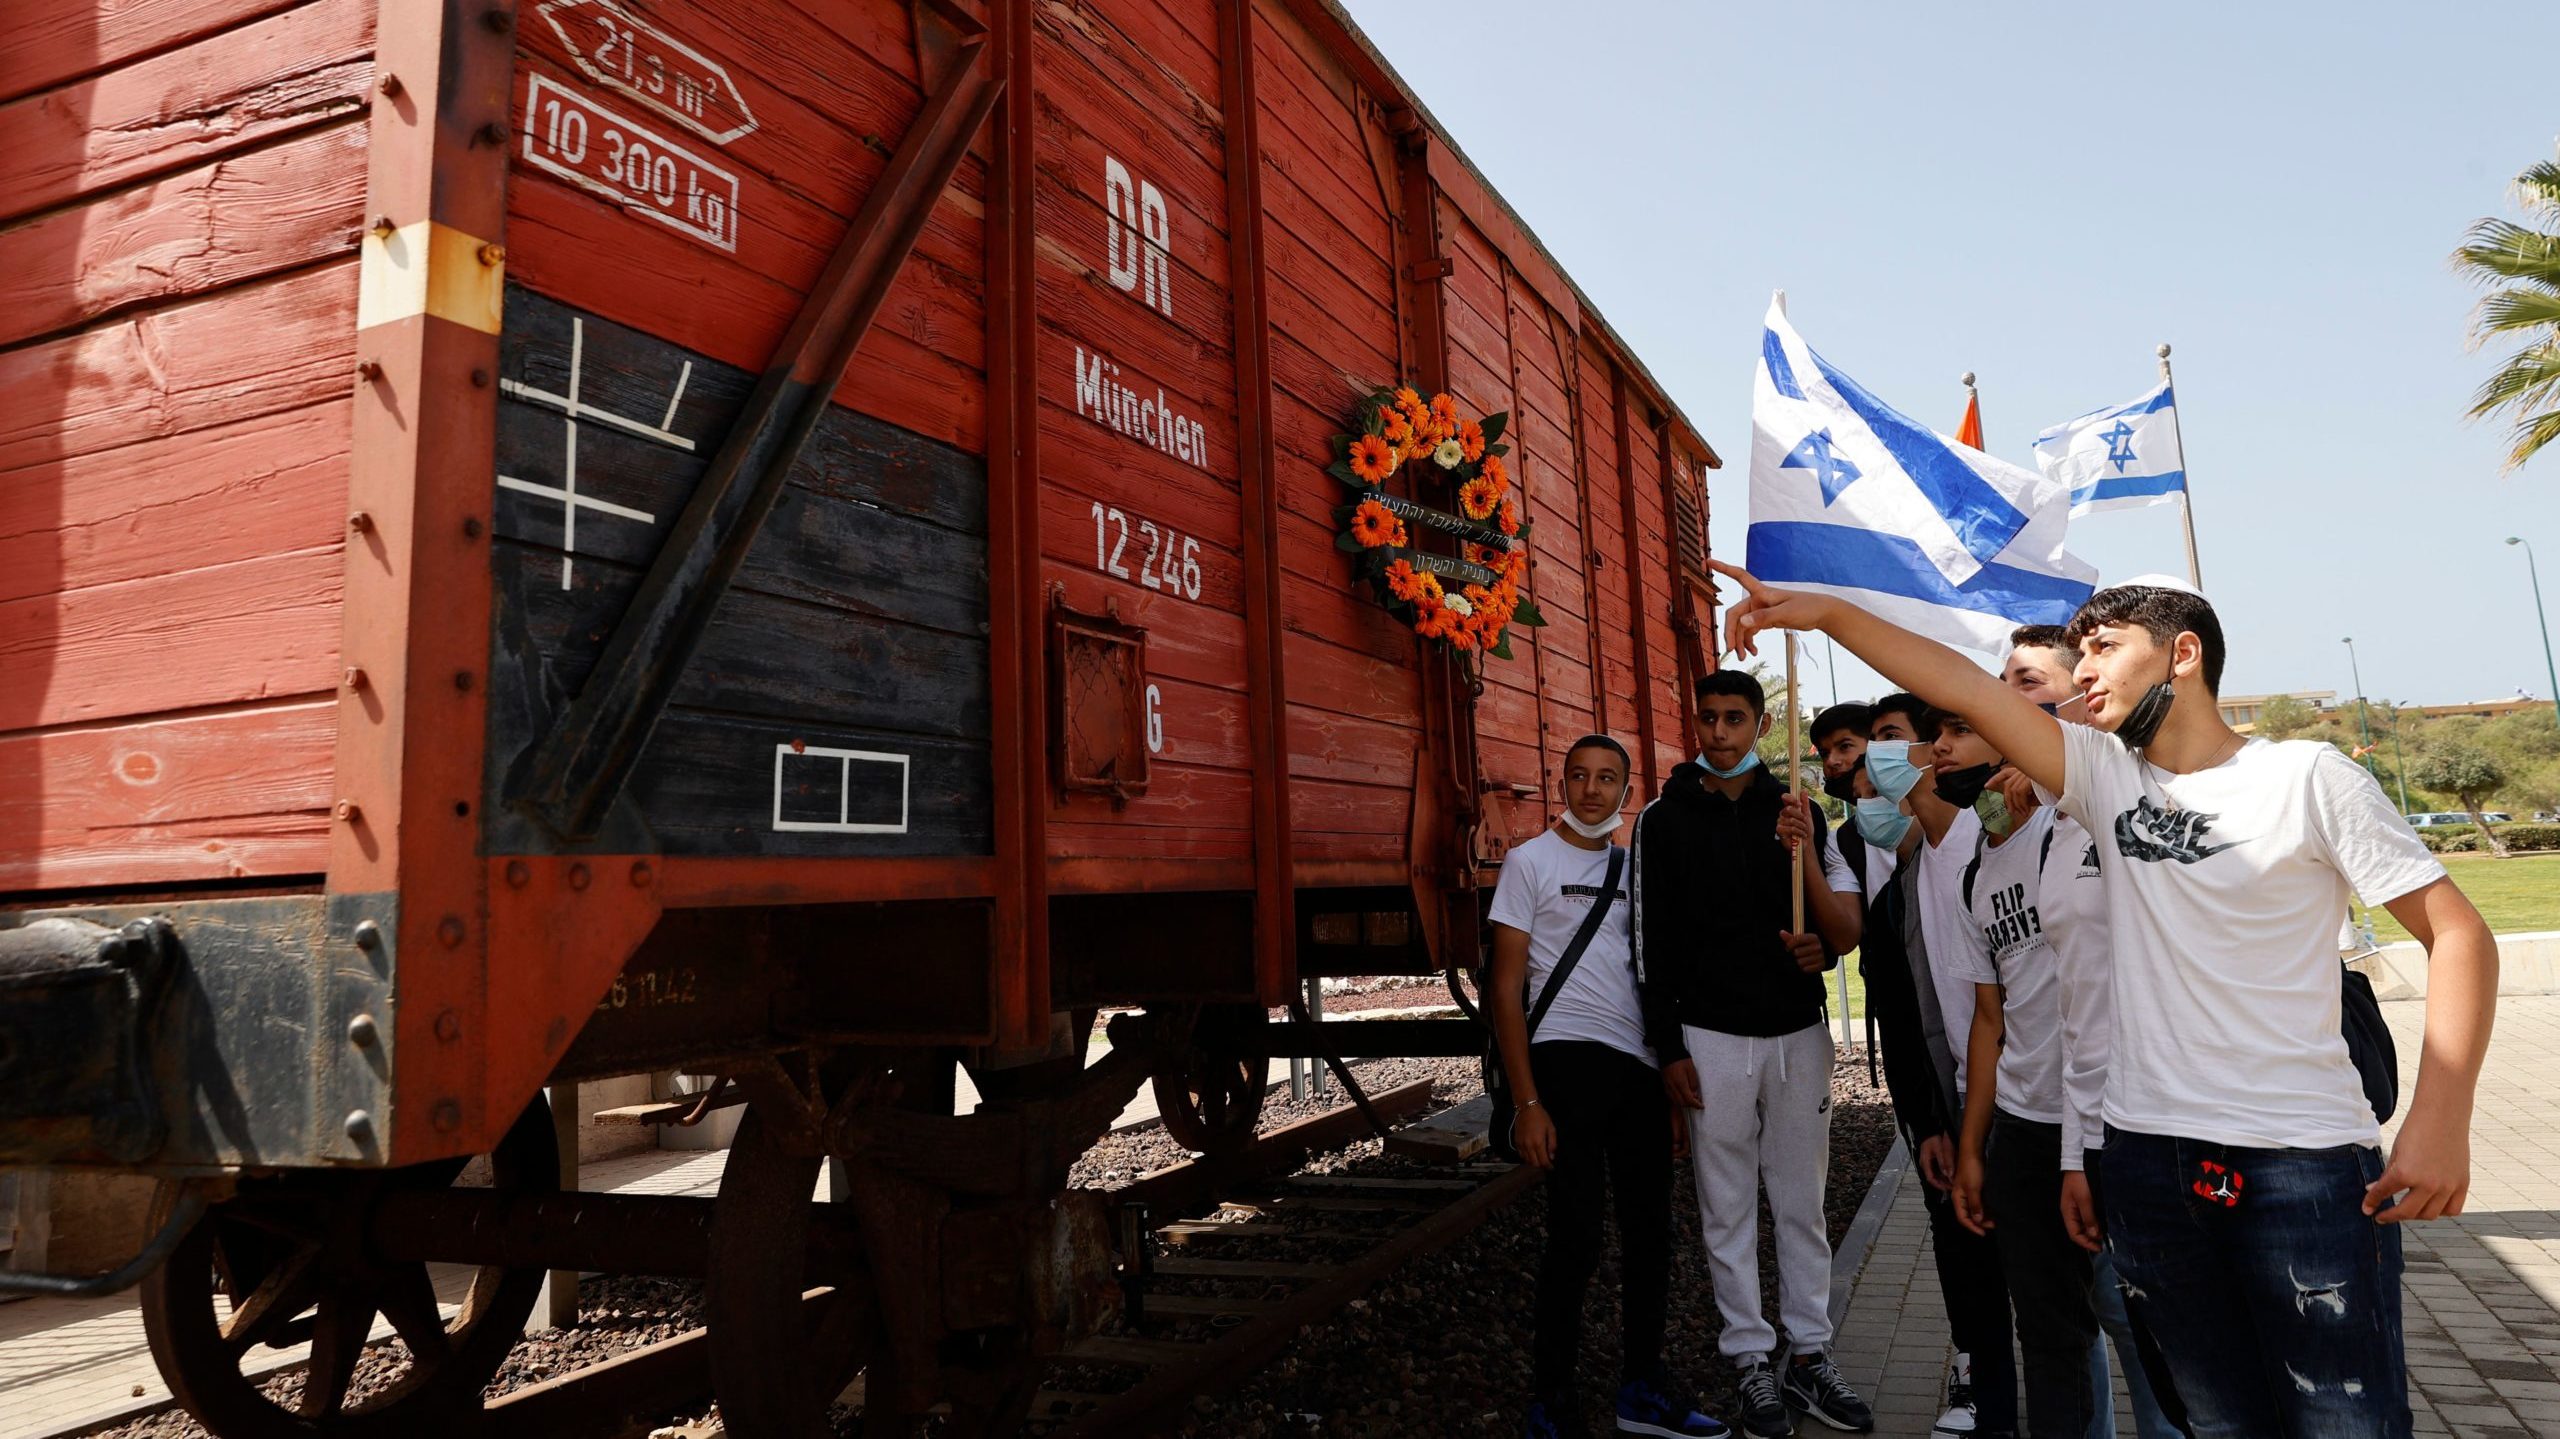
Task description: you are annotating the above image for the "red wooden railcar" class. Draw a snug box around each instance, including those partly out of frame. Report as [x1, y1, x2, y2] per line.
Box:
[0, 0, 1720, 1432]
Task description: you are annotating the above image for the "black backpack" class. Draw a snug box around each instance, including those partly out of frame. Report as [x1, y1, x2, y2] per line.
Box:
[1482, 847, 1625, 1162]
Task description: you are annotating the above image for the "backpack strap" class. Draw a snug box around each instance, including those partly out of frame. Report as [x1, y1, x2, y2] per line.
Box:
[1964, 819, 2061, 913]
[1525, 847, 1626, 1039]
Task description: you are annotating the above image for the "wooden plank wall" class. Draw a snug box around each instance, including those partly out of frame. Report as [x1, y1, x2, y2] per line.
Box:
[487, 1, 1001, 864]
[0, 0, 373, 891]
[1253, 0, 1417, 878]
[1030, 0, 1256, 875]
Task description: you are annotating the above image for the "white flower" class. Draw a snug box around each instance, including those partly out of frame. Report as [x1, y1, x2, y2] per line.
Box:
[1432, 439, 1464, 469]
[1444, 592, 1475, 617]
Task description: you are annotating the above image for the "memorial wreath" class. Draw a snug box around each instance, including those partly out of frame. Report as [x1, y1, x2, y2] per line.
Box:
[1329, 386, 1544, 666]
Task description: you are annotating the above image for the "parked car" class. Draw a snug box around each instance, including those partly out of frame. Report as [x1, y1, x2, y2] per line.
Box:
[2408, 813, 2476, 828]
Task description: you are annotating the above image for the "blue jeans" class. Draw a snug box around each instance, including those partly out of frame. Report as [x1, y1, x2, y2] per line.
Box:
[2098, 1128, 2407, 1439]
[2091, 1250, 2184, 1439]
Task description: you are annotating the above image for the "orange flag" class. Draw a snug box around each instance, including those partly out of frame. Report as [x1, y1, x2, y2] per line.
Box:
[1956, 386, 1985, 450]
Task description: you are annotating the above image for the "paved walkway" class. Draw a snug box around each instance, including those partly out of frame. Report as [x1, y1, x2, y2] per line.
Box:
[1832, 993, 2560, 1438]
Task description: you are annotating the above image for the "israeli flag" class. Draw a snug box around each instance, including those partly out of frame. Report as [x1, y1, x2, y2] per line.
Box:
[1746, 295, 2096, 654]
[2034, 381, 2186, 516]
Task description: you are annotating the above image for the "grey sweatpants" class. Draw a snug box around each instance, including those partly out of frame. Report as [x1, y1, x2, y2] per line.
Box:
[1680, 1021, 1835, 1364]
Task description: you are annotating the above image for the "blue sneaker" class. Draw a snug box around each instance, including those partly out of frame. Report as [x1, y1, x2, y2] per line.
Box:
[1617, 1374, 1732, 1438]
[1529, 1396, 1593, 1438]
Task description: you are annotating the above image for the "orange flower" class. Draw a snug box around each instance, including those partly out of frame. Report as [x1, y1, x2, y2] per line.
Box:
[1497, 493, 1521, 536]
[1463, 541, 1498, 568]
[1459, 420, 1486, 462]
[1482, 454, 1509, 491]
[1412, 569, 1444, 605]
[1383, 558, 1425, 602]
[1458, 475, 1499, 521]
[1348, 434, 1396, 483]
[1412, 598, 1456, 640]
[1446, 621, 1479, 651]
[1381, 408, 1413, 445]
[1350, 498, 1403, 548]
[1429, 394, 1459, 429]
[1503, 543, 1530, 580]
[1393, 387, 1424, 416]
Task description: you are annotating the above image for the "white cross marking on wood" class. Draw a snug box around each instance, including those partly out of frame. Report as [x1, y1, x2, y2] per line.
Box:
[497, 318, 695, 587]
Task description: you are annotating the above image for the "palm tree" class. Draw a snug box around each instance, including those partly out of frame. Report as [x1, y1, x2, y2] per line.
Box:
[2454, 148, 2560, 472]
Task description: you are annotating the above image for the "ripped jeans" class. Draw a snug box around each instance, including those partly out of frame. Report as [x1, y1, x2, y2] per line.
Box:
[2098, 1127, 2407, 1439]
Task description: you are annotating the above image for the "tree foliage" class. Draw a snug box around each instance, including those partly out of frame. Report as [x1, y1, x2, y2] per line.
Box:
[2257, 693, 2318, 739]
[2454, 147, 2560, 471]
[2410, 741, 2513, 855]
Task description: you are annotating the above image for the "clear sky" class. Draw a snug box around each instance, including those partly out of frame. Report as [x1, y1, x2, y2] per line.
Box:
[1339, 1, 2560, 710]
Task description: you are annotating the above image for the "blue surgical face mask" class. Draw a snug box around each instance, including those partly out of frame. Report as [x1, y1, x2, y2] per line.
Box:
[1863, 741, 1930, 803]
[1698, 748, 1761, 780]
[1854, 796, 1913, 848]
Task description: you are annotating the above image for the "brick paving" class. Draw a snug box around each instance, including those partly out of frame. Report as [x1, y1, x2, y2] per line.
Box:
[1831, 993, 2560, 1438]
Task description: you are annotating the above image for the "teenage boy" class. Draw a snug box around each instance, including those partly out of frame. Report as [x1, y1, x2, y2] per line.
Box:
[1491, 735, 1730, 1439]
[1952, 626, 2185, 1439]
[1812, 699, 2012, 1439]
[1879, 698, 2023, 1439]
[1634, 672, 1872, 1438]
[1708, 562, 2498, 1439]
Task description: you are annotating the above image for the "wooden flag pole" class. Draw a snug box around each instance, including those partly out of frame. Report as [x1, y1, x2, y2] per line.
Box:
[1786, 632, 1804, 934]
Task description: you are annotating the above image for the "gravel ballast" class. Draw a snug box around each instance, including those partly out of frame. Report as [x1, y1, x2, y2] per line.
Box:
[82, 1045, 1897, 1439]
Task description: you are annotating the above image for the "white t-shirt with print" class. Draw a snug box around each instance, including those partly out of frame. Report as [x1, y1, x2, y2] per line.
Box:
[2058, 725, 2445, 1149]
[2044, 813, 2111, 1169]
[1947, 806, 2070, 1126]
[1486, 830, 1653, 1066]
[1914, 806, 1986, 1092]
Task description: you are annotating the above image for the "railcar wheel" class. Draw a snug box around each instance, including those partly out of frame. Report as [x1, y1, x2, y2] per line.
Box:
[1150, 1004, 1268, 1152]
[705, 1103, 876, 1439]
[137, 1099, 559, 1438]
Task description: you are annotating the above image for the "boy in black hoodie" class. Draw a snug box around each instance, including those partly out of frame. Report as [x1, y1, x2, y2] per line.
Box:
[1633, 670, 1871, 1437]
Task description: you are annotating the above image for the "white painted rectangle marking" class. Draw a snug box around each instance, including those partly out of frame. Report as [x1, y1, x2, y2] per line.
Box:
[771, 745, 910, 835]
[520, 73, 740, 252]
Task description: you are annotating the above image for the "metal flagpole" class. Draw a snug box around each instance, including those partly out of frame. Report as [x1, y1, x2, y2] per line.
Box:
[2158, 343, 2203, 589]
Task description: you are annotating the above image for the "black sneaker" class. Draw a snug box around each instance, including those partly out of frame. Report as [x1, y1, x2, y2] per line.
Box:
[1780, 1352, 1874, 1433]
[1733, 1361, 1793, 1438]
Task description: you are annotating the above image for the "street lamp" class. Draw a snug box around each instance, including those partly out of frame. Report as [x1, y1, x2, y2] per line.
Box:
[2508, 537, 2560, 737]
[2341, 637, 2411, 814]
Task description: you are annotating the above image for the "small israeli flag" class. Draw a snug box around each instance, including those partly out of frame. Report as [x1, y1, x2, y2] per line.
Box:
[1747, 295, 2095, 654]
[2035, 381, 2187, 516]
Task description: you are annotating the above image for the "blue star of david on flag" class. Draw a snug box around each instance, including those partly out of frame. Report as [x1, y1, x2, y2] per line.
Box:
[2100, 420, 2140, 474]
[1783, 428, 1863, 505]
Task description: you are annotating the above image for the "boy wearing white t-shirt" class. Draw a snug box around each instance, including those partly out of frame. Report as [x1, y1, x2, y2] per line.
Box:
[1706, 563, 2498, 1439]
[1490, 735, 1730, 1439]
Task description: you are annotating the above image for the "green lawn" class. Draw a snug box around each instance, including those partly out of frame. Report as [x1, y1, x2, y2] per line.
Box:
[2368, 851, 2560, 944]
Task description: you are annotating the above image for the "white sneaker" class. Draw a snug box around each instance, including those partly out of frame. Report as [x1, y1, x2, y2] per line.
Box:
[1930, 1352, 1976, 1436]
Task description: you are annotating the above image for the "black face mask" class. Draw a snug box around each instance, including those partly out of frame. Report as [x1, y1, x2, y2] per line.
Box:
[1822, 770, 1859, 802]
[2113, 678, 2178, 750]
[1932, 761, 2001, 808]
